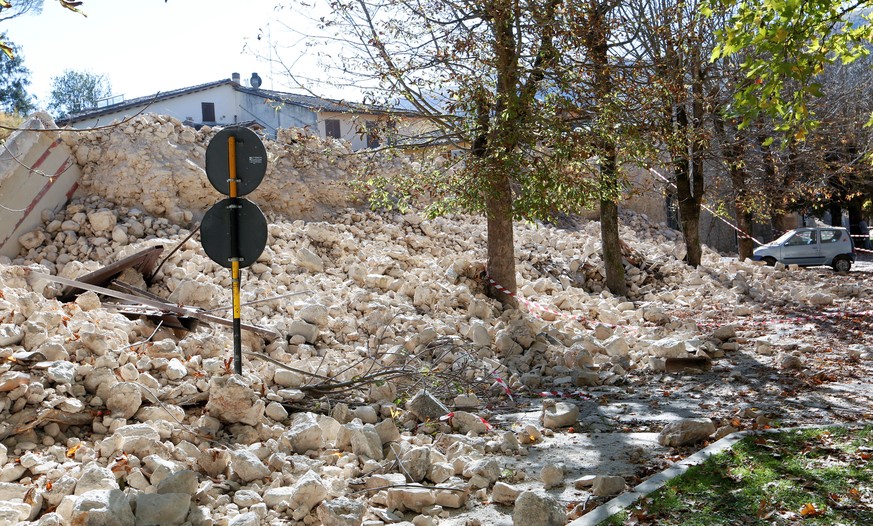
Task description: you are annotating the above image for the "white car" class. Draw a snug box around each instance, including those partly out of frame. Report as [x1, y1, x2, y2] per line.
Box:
[752, 227, 856, 272]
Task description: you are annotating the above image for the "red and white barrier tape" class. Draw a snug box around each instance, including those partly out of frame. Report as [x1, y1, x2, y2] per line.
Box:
[485, 273, 589, 324]
[647, 167, 765, 246]
[439, 411, 494, 431]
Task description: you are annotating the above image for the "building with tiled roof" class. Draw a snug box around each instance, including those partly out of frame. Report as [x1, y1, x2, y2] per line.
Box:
[61, 73, 431, 151]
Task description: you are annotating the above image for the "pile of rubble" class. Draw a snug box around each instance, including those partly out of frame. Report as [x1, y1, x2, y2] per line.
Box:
[1, 116, 870, 526]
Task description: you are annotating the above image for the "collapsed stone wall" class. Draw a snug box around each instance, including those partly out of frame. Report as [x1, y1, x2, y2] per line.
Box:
[59, 114, 396, 225]
[6, 114, 861, 525]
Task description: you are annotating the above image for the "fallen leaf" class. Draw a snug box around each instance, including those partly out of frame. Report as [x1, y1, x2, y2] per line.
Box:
[799, 502, 826, 517]
[66, 444, 81, 458]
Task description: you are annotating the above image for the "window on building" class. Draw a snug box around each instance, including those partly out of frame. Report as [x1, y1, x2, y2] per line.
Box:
[365, 121, 380, 149]
[325, 119, 341, 139]
[201, 102, 216, 123]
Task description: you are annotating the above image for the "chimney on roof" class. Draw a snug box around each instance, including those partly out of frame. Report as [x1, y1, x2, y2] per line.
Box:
[250, 72, 262, 89]
[231, 72, 241, 84]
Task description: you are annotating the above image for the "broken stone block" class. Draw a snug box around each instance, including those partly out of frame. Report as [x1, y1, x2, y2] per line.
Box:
[542, 401, 579, 429]
[427, 462, 454, 484]
[87, 209, 117, 232]
[205, 375, 266, 426]
[512, 491, 565, 526]
[540, 464, 563, 489]
[491, 481, 520, 505]
[68, 489, 134, 526]
[573, 368, 600, 387]
[657, 418, 716, 447]
[265, 401, 289, 421]
[573, 475, 596, 489]
[349, 424, 384, 461]
[454, 393, 480, 408]
[0, 372, 30, 392]
[134, 492, 191, 526]
[401, 446, 431, 483]
[0, 324, 24, 346]
[777, 353, 803, 370]
[462, 458, 500, 487]
[298, 303, 329, 327]
[75, 463, 119, 495]
[374, 418, 402, 445]
[101, 423, 161, 458]
[591, 475, 626, 496]
[297, 247, 324, 272]
[711, 325, 736, 341]
[450, 411, 489, 435]
[198, 449, 229, 478]
[518, 424, 544, 445]
[387, 486, 435, 513]
[229, 449, 270, 483]
[105, 382, 142, 419]
[156, 469, 198, 495]
[274, 368, 304, 388]
[645, 338, 690, 358]
[406, 390, 449, 421]
[434, 486, 467, 508]
[0, 482, 41, 521]
[282, 413, 325, 454]
[368, 381, 397, 403]
[603, 335, 629, 357]
[351, 405, 379, 424]
[316, 497, 366, 526]
[287, 320, 319, 344]
[264, 470, 327, 520]
[18, 229, 46, 250]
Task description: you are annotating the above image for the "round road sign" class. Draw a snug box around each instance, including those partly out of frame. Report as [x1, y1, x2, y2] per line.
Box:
[205, 127, 267, 196]
[200, 197, 268, 268]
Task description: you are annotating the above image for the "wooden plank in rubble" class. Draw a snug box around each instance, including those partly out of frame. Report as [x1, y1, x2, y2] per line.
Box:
[28, 270, 280, 340]
[58, 245, 164, 301]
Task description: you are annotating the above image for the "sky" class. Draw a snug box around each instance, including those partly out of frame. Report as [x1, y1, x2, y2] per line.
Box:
[3, 0, 345, 109]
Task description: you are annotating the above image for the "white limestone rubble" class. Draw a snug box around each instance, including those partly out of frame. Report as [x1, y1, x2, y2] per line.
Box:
[0, 114, 866, 525]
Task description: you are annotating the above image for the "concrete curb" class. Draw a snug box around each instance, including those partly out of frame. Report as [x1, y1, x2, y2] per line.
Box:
[567, 424, 858, 526]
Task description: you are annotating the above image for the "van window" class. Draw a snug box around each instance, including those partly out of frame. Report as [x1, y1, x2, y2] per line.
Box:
[820, 230, 839, 243]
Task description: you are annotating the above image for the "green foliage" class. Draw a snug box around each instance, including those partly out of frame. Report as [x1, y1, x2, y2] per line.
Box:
[0, 33, 35, 115]
[316, 1, 639, 224]
[47, 69, 111, 118]
[712, 0, 873, 138]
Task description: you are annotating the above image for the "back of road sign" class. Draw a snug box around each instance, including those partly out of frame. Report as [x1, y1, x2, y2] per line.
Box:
[205, 127, 267, 196]
[200, 197, 267, 269]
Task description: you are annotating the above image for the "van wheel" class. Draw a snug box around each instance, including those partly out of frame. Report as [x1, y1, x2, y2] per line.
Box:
[832, 257, 852, 272]
[763, 257, 777, 266]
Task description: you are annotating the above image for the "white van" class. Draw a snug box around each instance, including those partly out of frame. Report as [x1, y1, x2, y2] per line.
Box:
[752, 227, 855, 271]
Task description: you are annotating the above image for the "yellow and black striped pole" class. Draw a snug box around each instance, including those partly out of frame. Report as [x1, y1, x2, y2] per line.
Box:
[228, 135, 242, 375]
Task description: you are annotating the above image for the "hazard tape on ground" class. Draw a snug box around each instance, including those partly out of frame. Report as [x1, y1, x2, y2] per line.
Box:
[484, 273, 589, 324]
[485, 272, 644, 333]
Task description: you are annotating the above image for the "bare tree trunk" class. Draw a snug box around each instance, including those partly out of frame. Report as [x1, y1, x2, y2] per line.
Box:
[587, 1, 626, 296]
[601, 186, 626, 296]
[672, 100, 703, 267]
[485, 171, 518, 308]
[714, 114, 754, 260]
[829, 202, 843, 227]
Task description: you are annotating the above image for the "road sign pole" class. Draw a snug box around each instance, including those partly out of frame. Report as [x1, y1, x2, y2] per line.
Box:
[228, 135, 243, 375]
[203, 126, 267, 376]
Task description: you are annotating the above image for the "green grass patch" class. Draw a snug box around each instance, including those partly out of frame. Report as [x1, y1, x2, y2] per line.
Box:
[603, 425, 873, 525]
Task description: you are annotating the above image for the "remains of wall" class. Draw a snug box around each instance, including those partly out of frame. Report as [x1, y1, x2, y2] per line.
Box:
[58, 114, 404, 225]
